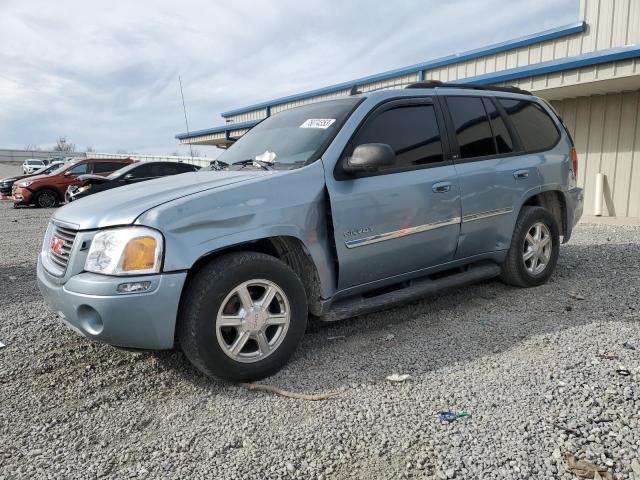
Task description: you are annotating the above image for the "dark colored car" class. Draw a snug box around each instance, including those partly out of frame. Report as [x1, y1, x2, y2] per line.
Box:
[13, 158, 134, 208]
[0, 162, 64, 196]
[66, 161, 200, 202]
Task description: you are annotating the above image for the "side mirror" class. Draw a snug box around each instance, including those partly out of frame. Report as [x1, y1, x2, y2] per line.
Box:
[63, 171, 73, 177]
[342, 143, 395, 173]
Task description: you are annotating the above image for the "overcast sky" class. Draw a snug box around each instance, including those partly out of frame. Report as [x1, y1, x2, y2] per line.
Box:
[0, 0, 579, 156]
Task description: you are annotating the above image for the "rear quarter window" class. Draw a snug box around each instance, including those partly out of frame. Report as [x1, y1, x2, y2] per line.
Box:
[498, 98, 560, 152]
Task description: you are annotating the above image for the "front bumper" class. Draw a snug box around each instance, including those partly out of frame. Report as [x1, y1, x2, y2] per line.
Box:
[37, 257, 187, 349]
[12, 187, 32, 205]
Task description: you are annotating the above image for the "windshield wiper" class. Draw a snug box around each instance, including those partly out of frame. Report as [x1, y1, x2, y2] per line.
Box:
[230, 159, 274, 171]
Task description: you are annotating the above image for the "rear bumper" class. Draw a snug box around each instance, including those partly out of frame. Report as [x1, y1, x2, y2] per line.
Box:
[563, 187, 584, 241]
[37, 257, 187, 349]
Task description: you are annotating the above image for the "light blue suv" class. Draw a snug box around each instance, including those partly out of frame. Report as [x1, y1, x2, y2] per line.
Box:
[37, 82, 584, 381]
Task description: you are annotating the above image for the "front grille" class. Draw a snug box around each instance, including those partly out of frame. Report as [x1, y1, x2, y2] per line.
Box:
[48, 225, 78, 272]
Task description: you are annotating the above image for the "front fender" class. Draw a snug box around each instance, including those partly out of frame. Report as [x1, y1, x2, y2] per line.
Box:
[135, 162, 336, 298]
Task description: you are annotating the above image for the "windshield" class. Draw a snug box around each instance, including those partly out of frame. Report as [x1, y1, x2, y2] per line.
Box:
[49, 161, 76, 176]
[32, 164, 58, 175]
[27, 160, 43, 165]
[216, 98, 360, 170]
[107, 163, 135, 179]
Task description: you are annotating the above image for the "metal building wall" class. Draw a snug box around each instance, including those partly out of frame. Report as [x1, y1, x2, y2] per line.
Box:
[551, 89, 640, 217]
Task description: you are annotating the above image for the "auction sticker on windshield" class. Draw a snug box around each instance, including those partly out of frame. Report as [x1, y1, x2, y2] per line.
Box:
[300, 118, 336, 129]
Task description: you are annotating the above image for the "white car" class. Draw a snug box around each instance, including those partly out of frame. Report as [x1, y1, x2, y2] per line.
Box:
[22, 159, 46, 174]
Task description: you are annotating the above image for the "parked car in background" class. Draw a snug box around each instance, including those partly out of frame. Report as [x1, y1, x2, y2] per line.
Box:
[0, 161, 64, 196]
[66, 161, 199, 202]
[37, 84, 583, 381]
[13, 158, 134, 208]
[22, 159, 46, 174]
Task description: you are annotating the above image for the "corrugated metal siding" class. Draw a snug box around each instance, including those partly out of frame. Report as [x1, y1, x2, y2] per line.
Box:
[226, 109, 268, 124]
[508, 58, 640, 93]
[551, 89, 640, 217]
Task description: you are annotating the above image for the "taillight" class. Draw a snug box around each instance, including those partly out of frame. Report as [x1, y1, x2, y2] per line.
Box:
[571, 147, 578, 177]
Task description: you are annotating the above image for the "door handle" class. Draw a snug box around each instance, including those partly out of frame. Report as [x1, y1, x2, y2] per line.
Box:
[513, 169, 529, 179]
[432, 181, 452, 193]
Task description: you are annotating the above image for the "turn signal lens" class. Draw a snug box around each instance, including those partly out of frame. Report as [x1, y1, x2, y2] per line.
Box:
[571, 147, 578, 177]
[122, 236, 157, 271]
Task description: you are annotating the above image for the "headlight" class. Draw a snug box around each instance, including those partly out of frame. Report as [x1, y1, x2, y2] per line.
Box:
[85, 227, 163, 275]
[17, 180, 33, 187]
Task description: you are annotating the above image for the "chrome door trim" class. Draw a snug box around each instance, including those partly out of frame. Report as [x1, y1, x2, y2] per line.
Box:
[462, 207, 513, 223]
[344, 216, 461, 249]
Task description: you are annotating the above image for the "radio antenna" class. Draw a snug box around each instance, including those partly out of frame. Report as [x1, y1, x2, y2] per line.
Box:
[178, 75, 195, 160]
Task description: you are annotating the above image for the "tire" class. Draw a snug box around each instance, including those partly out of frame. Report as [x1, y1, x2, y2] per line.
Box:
[33, 189, 59, 208]
[177, 252, 308, 382]
[500, 206, 560, 288]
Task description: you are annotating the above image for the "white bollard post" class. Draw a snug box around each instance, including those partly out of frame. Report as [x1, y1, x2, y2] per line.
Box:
[594, 173, 605, 216]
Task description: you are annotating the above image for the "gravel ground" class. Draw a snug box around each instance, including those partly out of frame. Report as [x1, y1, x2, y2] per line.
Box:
[0, 161, 639, 479]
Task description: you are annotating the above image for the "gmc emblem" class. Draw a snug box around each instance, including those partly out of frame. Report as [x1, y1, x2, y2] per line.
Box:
[50, 236, 65, 255]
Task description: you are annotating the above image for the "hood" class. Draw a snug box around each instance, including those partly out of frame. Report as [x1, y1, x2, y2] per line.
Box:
[17, 173, 48, 185]
[2, 172, 39, 183]
[54, 170, 270, 230]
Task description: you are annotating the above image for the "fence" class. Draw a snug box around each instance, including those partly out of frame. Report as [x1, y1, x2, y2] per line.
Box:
[0, 149, 85, 163]
[0, 149, 212, 169]
[85, 153, 212, 168]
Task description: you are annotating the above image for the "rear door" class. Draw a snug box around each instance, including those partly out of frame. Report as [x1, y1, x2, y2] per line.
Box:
[442, 94, 543, 259]
[325, 97, 462, 289]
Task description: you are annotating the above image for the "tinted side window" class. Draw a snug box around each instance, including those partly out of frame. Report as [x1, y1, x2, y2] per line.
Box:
[162, 163, 193, 175]
[129, 163, 161, 179]
[482, 98, 514, 154]
[446, 97, 496, 159]
[498, 99, 560, 152]
[68, 163, 88, 175]
[92, 162, 126, 173]
[353, 104, 444, 171]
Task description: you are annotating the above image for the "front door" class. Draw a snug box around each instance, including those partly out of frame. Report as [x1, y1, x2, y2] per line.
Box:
[325, 98, 461, 290]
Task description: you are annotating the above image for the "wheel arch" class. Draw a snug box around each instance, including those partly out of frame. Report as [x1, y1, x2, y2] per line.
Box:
[520, 189, 568, 242]
[181, 235, 326, 317]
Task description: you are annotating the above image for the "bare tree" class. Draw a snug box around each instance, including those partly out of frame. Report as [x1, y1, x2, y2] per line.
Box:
[24, 144, 41, 152]
[191, 148, 201, 157]
[116, 149, 127, 154]
[85, 146, 95, 153]
[54, 136, 75, 153]
[170, 151, 180, 157]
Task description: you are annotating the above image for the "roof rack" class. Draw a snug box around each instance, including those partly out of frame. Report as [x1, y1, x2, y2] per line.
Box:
[405, 80, 531, 95]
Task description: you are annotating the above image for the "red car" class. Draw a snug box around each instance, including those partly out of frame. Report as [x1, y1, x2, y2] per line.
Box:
[12, 158, 134, 208]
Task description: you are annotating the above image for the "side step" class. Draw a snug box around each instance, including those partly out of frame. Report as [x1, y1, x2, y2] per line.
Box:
[318, 262, 502, 322]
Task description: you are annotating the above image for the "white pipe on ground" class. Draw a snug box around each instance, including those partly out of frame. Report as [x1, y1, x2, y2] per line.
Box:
[594, 173, 605, 216]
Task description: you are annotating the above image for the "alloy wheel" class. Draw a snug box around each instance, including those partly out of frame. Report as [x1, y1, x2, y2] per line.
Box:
[522, 221, 552, 275]
[215, 279, 291, 363]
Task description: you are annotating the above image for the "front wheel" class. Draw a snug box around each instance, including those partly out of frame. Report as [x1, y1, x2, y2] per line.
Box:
[33, 189, 59, 208]
[177, 252, 308, 381]
[500, 206, 560, 287]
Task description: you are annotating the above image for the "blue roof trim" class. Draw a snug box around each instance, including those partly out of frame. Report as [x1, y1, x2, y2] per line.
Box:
[175, 119, 261, 140]
[458, 44, 640, 85]
[220, 21, 586, 117]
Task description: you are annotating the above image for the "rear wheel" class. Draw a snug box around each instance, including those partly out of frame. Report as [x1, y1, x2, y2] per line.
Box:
[33, 189, 59, 208]
[177, 252, 308, 381]
[500, 206, 560, 287]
